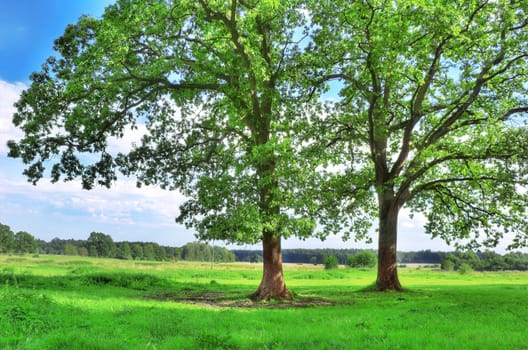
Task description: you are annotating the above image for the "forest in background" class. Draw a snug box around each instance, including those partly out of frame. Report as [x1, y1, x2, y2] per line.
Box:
[2, 221, 528, 271]
[0, 223, 235, 262]
[233, 249, 528, 272]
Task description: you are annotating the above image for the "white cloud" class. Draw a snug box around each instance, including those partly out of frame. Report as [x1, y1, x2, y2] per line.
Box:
[0, 175, 187, 226]
[0, 79, 196, 245]
[107, 123, 149, 155]
[1, 77, 520, 252]
[0, 78, 187, 228]
[0, 80, 25, 155]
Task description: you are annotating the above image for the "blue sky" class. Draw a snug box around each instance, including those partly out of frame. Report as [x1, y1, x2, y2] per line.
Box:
[0, 1, 111, 82]
[0, 1, 475, 252]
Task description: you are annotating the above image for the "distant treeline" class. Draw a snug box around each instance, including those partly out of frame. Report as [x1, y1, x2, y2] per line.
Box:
[3, 222, 527, 270]
[0, 223, 235, 262]
[441, 251, 528, 272]
[397, 250, 446, 264]
[233, 248, 528, 271]
[232, 249, 441, 265]
[233, 248, 370, 264]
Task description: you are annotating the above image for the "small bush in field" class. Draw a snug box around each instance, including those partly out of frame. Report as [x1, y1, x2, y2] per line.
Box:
[347, 251, 377, 268]
[458, 263, 473, 275]
[324, 256, 339, 270]
[441, 259, 455, 271]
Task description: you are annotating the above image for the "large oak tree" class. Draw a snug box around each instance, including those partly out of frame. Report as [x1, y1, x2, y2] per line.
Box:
[309, 0, 528, 290]
[8, 0, 316, 300]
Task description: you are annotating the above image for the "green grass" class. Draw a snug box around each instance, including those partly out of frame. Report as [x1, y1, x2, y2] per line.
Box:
[0, 255, 527, 349]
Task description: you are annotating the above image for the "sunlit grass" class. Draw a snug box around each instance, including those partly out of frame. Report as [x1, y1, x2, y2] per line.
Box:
[0, 254, 527, 349]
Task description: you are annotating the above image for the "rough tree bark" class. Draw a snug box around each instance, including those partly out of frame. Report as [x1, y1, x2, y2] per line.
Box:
[376, 193, 403, 291]
[249, 145, 292, 300]
[252, 233, 291, 300]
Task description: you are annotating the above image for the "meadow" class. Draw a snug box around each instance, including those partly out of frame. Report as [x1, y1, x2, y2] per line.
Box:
[0, 254, 527, 349]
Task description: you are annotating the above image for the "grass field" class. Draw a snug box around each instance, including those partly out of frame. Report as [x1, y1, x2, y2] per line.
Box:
[0, 254, 527, 349]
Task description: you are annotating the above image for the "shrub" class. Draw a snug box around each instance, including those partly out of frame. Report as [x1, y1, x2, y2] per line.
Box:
[347, 251, 377, 268]
[324, 256, 339, 270]
[458, 263, 473, 275]
[441, 259, 455, 271]
[442, 251, 481, 272]
[81, 272, 169, 290]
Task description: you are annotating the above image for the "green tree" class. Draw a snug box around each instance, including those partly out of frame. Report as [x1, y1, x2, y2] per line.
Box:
[347, 251, 377, 268]
[87, 232, 116, 258]
[88, 245, 98, 257]
[14, 231, 37, 254]
[36, 239, 49, 254]
[143, 243, 155, 261]
[152, 243, 166, 261]
[249, 253, 263, 263]
[441, 254, 457, 271]
[457, 251, 481, 270]
[311, 1, 528, 290]
[78, 246, 89, 257]
[458, 263, 473, 275]
[480, 250, 506, 271]
[130, 243, 143, 260]
[441, 258, 455, 272]
[116, 241, 132, 260]
[182, 242, 199, 261]
[503, 252, 528, 271]
[324, 255, 339, 270]
[8, 0, 317, 300]
[64, 243, 79, 255]
[48, 238, 65, 255]
[219, 247, 236, 262]
[0, 223, 15, 253]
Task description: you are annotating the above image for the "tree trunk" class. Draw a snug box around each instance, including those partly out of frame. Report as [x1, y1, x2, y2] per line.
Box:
[252, 233, 291, 301]
[376, 196, 403, 291]
[252, 146, 291, 300]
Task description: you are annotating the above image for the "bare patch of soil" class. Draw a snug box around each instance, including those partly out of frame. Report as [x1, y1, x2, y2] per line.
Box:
[144, 290, 337, 309]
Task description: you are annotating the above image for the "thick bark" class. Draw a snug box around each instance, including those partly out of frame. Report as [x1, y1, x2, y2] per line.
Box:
[252, 233, 291, 301]
[251, 144, 291, 300]
[376, 196, 403, 291]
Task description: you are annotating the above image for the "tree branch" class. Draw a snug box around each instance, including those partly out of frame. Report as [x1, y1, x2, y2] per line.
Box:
[411, 176, 503, 198]
[427, 182, 499, 219]
[390, 38, 448, 179]
[499, 106, 528, 120]
[400, 146, 523, 202]
[419, 48, 526, 151]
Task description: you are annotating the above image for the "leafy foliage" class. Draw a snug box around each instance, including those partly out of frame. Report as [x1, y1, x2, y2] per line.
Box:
[324, 255, 339, 270]
[7, 0, 318, 248]
[6, 1, 528, 292]
[0, 224, 15, 253]
[0, 222, 235, 263]
[116, 241, 132, 260]
[86, 232, 117, 258]
[441, 250, 528, 271]
[14, 231, 37, 254]
[306, 1, 528, 289]
[347, 251, 377, 268]
[180, 241, 236, 262]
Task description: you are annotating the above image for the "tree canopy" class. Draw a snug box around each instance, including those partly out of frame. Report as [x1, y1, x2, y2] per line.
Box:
[7, 0, 528, 294]
[7, 0, 318, 299]
[309, 0, 528, 290]
[0, 224, 15, 253]
[87, 232, 117, 258]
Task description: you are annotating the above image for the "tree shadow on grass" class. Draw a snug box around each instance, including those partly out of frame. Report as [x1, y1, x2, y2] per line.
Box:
[143, 289, 338, 309]
[0, 270, 338, 308]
